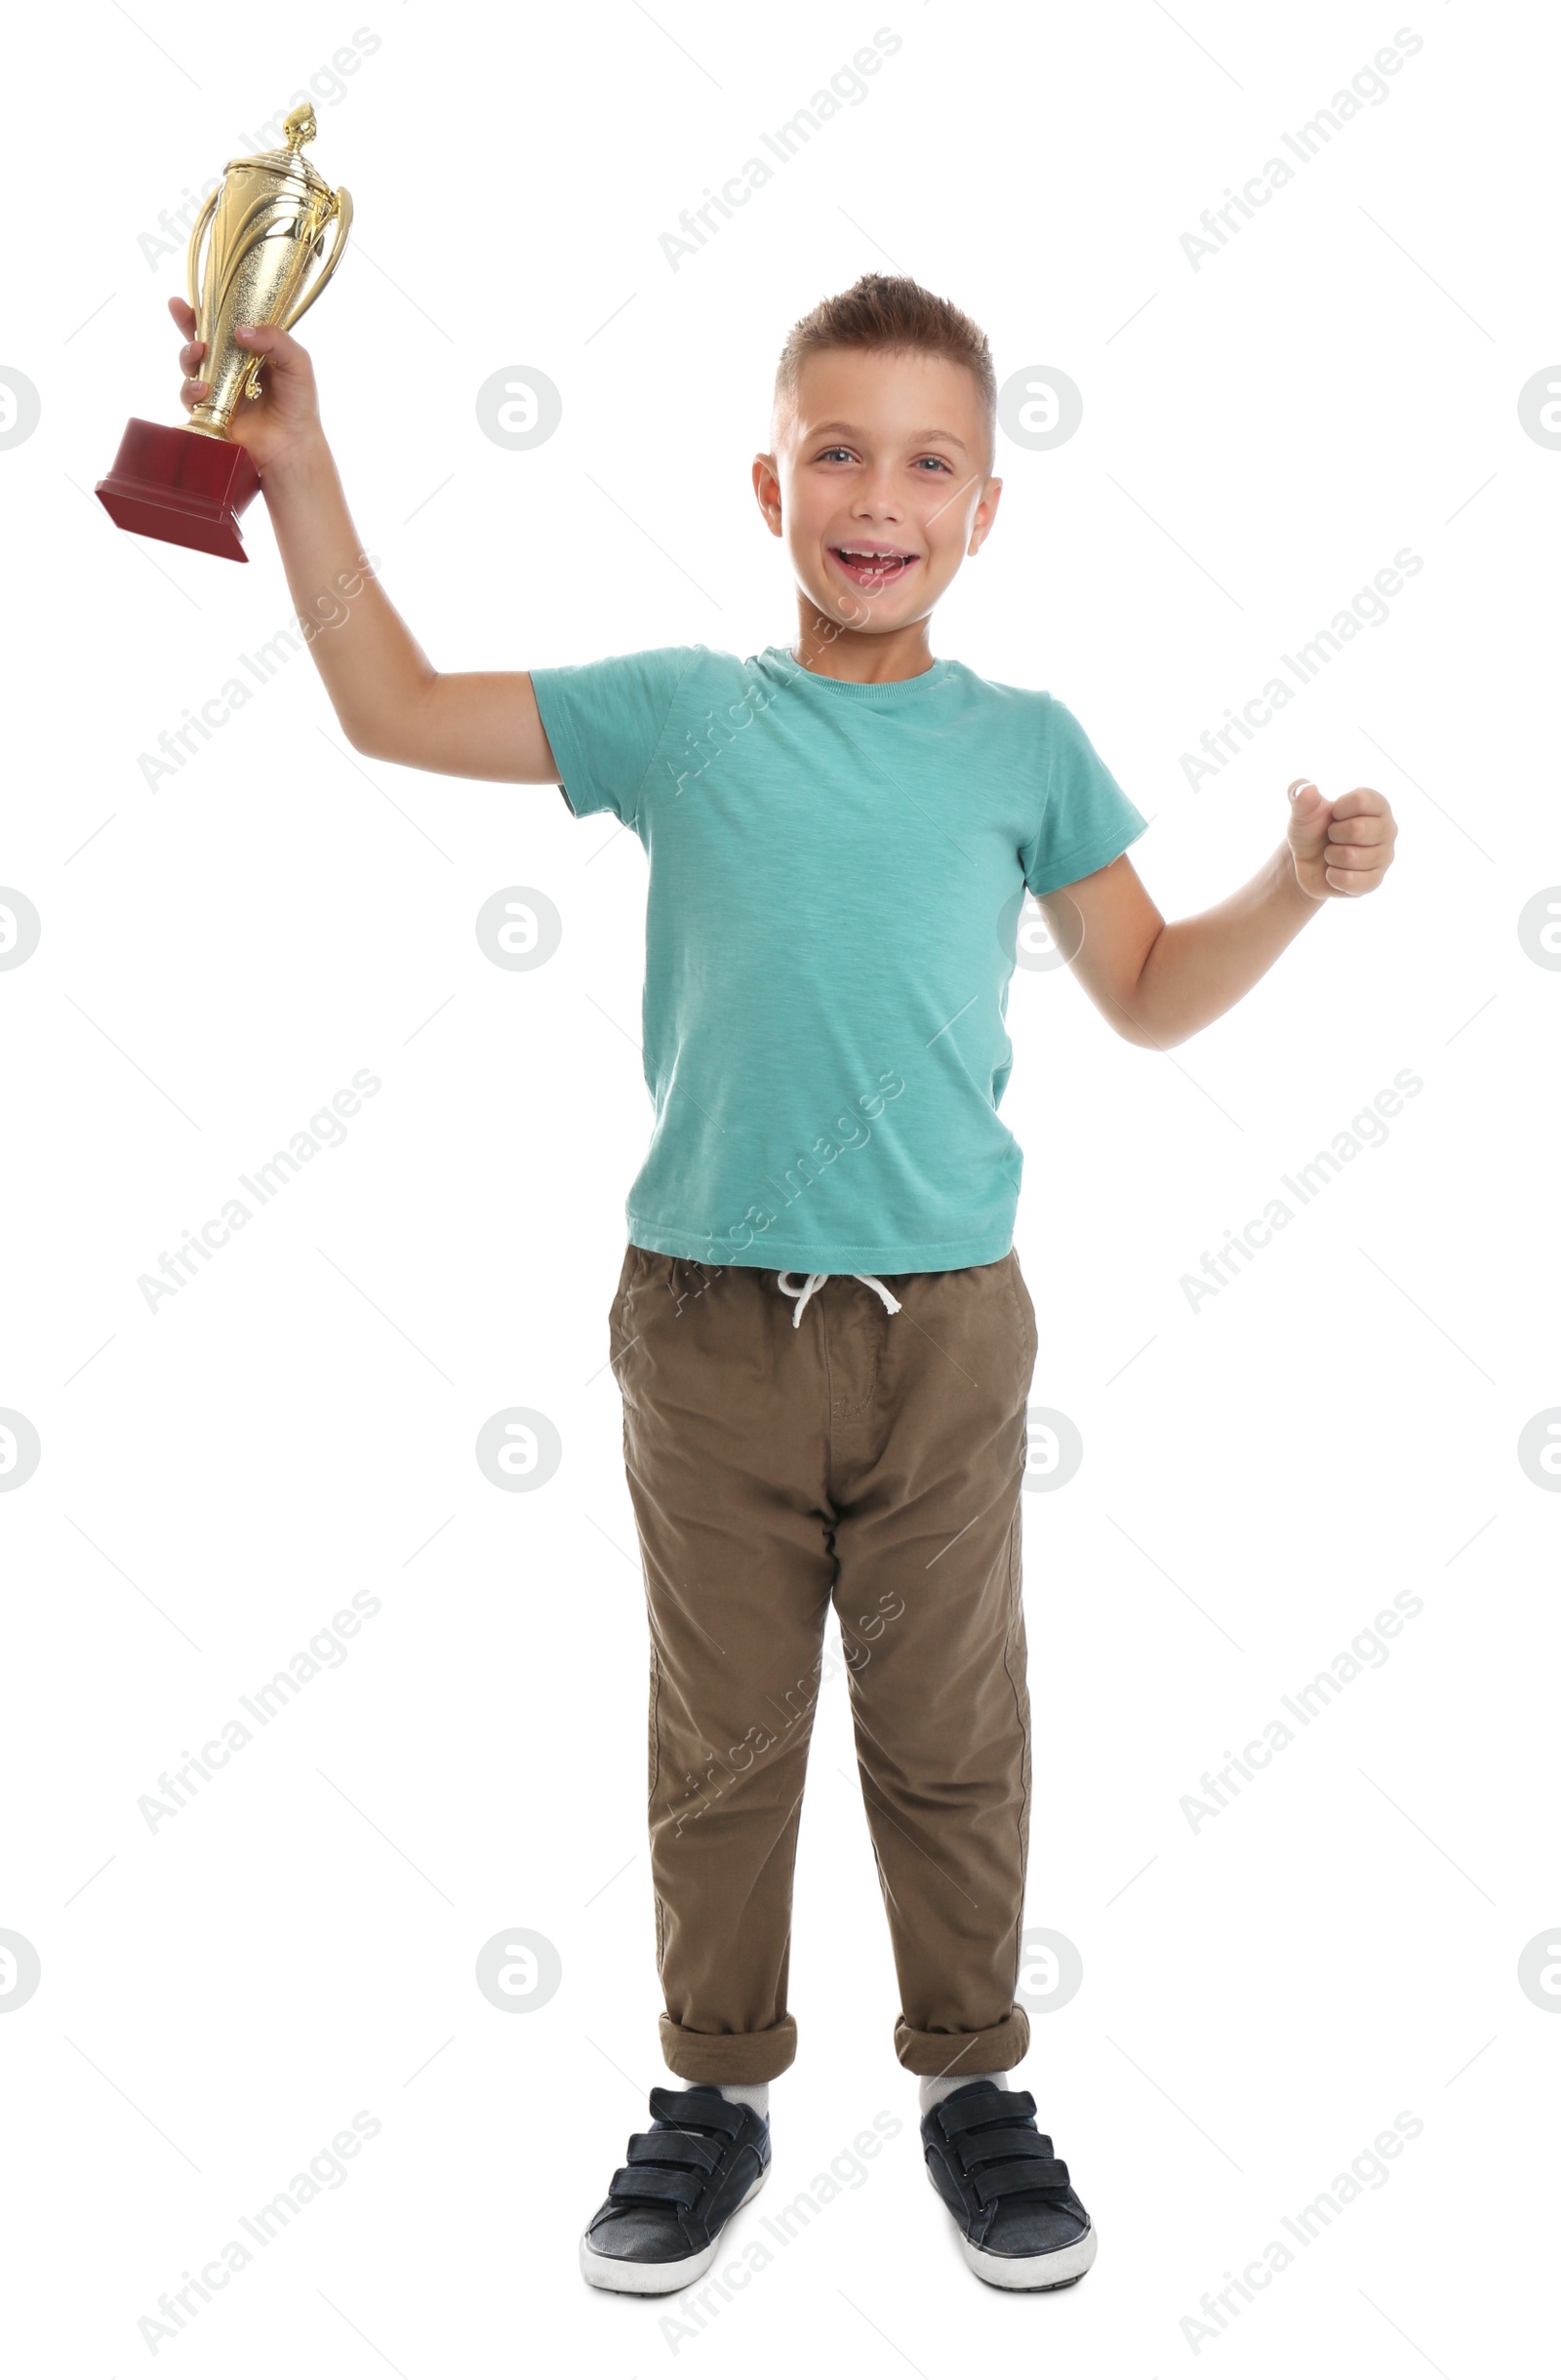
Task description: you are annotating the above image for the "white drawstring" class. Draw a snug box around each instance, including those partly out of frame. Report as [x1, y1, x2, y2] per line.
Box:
[776, 1271, 903, 1329]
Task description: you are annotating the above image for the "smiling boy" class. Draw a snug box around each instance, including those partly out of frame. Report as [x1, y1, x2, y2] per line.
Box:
[170, 270, 1396, 2297]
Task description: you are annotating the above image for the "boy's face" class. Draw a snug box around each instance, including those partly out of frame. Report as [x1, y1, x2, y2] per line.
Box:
[755, 347, 1002, 637]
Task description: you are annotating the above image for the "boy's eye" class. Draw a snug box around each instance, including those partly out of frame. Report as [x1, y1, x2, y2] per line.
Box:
[814, 448, 952, 470]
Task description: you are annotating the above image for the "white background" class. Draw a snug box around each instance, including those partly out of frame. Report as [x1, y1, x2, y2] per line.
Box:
[3, 0, 1555, 2370]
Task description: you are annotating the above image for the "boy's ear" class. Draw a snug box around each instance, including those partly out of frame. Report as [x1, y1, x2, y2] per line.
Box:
[968, 477, 1004, 553]
[751, 452, 784, 535]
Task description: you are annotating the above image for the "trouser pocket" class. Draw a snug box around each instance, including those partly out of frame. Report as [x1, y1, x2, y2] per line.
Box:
[1007, 1249, 1038, 1389]
[608, 1244, 645, 1379]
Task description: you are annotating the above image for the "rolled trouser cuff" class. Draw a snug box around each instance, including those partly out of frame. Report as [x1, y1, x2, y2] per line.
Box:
[660, 2011, 799, 2084]
[894, 2004, 1030, 2078]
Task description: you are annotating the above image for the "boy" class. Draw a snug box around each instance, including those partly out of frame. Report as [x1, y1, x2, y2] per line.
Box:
[170, 271, 1396, 2296]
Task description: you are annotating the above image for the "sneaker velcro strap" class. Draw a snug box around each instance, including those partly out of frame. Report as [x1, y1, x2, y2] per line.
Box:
[607, 2162, 706, 2210]
[972, 2156, 1071, 2207]
[937, 2088, 1038, 2139]
[958, 2125, 1061, 2167]
[648, 2086, 746, 2139]
[624, 2127, 724, 2174]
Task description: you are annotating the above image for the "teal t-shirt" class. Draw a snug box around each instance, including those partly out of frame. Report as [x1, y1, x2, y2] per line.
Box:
[529, 644, 1148, 1273]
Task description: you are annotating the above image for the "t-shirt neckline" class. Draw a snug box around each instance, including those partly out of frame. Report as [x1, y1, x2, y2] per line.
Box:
[761, 645, 952, 700]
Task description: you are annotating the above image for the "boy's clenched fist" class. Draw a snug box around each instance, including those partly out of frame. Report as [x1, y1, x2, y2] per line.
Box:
[1286, 778, 1398, 900]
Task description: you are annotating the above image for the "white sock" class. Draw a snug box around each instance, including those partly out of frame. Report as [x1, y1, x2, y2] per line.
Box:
[670, 2072, 769, 2117]
[919, 2069, 1008, 2115]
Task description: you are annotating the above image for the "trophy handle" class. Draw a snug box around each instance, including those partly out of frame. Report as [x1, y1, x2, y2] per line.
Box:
[185, 184, 220, 315]
[280, 188, 353, 336]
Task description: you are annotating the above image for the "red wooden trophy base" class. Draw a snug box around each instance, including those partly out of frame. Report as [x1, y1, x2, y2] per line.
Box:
[96, 418, 263, 563]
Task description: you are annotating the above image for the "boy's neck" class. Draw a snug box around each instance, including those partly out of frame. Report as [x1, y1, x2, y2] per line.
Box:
[788, 611, 940, 686]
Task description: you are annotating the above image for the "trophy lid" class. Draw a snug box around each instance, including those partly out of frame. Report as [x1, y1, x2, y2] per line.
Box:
[227, 103, 332, 192]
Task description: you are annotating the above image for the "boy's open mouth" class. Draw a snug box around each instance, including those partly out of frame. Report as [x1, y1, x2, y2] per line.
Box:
[827, 544, 919, 591]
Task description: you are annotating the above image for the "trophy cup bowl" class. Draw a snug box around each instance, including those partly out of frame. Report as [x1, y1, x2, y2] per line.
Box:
[96, 103, 351, 562]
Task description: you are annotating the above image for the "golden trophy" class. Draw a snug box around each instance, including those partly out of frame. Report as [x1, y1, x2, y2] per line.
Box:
[96, 103, 352, 561]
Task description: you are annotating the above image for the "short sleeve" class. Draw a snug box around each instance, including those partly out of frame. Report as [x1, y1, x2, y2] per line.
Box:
[529, 646, 702, 827]
[1021, 695, 1149, 897]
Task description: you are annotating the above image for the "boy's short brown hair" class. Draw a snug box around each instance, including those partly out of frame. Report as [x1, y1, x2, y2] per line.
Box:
[773, 273, 997, 475]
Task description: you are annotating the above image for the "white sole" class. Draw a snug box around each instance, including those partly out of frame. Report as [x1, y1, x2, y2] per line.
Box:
[580, 2162, 769, 2295]
[928, 2164, 1098, 2290]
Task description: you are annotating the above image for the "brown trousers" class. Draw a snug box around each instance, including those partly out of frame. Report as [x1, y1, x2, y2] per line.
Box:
[607, 1245, 1039, 2083]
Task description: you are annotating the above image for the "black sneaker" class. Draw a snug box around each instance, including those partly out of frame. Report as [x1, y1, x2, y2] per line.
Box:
[921, 2080, 1096, 2290]
[580, 2084, 771, 2294]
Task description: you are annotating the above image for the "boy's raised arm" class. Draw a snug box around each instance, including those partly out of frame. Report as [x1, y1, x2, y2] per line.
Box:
[170, 299, 559, 784]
